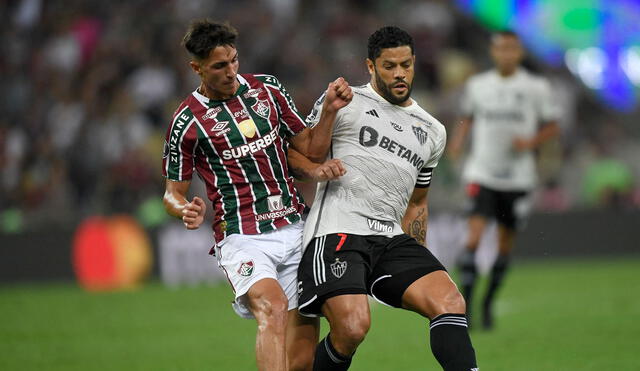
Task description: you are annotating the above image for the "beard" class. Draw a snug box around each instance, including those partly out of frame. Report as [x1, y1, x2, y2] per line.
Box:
[374, 70, 412, 105]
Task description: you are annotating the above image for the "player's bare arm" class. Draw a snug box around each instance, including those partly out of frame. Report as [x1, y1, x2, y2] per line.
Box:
[512, 120, 560, 151]
[287, 147, 346, 182]
[402, 187, 429, 246]
[163, 179, 206, 230]
[288, 77, 353, 162]
[447, 117, 473, 162]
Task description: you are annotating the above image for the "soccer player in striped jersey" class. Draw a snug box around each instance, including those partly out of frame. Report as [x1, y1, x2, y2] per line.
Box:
[293, 26, 477, 370]
[449, 30, 559, 330]
[162, 20, 351, 371]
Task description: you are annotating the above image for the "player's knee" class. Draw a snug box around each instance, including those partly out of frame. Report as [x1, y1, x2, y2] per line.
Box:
[441, 288, 466, 315]
[252, 295, 289, 326]
[333, 313, 370, 350]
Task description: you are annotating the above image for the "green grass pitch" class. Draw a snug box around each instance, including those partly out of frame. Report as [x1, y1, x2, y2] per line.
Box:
[1, 257, 638, 370]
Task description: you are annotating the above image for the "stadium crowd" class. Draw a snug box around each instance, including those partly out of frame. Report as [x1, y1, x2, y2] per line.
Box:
[1, 0, 639, 233]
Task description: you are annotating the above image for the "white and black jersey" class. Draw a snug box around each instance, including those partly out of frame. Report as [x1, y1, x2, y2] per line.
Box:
[303, 84, 446, 250]
[460, 68, 558, 191]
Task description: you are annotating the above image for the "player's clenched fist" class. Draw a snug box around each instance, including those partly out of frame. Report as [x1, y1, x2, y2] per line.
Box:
[311, 158, 347, 181]
[182, 196, 206, 229]
[324, 77, 353, 113]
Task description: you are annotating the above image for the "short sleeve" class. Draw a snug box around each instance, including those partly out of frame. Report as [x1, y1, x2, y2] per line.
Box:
[162, 107, 197, 181]
[305, 91, 326, 129]
[260, 75, 307, 138]
[416, 124, 446, 188]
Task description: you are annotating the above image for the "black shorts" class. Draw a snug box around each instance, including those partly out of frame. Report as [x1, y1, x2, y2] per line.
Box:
[297, 233, 446, 317]
[467, 183, 528, 229]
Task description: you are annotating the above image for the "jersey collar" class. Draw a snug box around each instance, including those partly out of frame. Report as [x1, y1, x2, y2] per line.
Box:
[492, 67, 525, 81]
[192, 74, 250, 107]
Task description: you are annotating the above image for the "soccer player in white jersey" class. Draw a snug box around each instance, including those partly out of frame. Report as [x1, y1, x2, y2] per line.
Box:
[449, 30, 559, 330]
[292, 26, 477, 371]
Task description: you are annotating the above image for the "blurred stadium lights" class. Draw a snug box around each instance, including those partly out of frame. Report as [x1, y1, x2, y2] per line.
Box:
[565, 47, 606, 90]
[620, 46, 640, 87]
[455, 0, 640, 112]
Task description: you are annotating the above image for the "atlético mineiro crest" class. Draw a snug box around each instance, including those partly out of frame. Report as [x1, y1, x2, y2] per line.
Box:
[251, 99, 270, 119]
[238, 261, 254, 276]
[412, 125, 429, 146]
[330, 258, 347, 279]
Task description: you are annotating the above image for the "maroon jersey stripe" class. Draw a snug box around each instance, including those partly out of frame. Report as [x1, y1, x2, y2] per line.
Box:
[186, 94, 258, 236]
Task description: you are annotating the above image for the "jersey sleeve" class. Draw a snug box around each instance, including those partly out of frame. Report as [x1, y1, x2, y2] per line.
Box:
[416, 124, 447, 188]
[259, 75, 307, 138]
[305, 91, 326, 129]
[305, 89, 348, 131]
[162, 106, 198, 181]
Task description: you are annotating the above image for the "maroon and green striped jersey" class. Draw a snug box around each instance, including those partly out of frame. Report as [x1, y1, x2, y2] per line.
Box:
[162, 73, 307, 243]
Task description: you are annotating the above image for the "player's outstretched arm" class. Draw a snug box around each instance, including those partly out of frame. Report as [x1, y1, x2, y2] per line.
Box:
[163, 179, 206, 230]
[512, 120, 560, 152]
[289, 77, 353, 162]
[288, 147, 346, 182]
[402, 187, 429, 246]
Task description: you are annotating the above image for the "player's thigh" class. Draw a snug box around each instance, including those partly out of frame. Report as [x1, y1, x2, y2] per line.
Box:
[245, 277, 289, 318]
[495, 190, 529, 230]
[322, 294, 371, 337]
[297, 234, 369, 317]
[215, 234, 280, 318]
[368, 234, 447, 310]
[276, 221, 306, 312]
[401, 270, 465, 319]
[467, 183, 497, 220]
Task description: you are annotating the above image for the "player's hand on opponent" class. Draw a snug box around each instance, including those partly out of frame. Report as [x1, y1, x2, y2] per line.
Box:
[182, 196, 206, 229]
[324, 77, 353, 113]
[311, 158, 347, 181]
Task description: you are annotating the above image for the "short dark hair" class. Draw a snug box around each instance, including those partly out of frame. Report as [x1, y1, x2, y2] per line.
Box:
[367, 26, 414, 61]
[491, 30, 520, 43]
[182, 19, 238, 60]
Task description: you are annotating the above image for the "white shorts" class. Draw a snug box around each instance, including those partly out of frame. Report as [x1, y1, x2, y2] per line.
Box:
[214, 221, 304, 319]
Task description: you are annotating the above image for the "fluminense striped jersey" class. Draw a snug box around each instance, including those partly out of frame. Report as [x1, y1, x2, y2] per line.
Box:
[162, 73, 307, 244]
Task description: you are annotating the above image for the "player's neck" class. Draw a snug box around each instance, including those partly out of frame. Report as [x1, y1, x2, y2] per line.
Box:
[496, 67, 518, 78]
[198, 81, 239, 101]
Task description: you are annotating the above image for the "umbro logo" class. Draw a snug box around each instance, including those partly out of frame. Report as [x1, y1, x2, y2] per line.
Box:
[365, 109, 379, 118]
[212, 121, 228, 131]
[212, 121, 231, 137]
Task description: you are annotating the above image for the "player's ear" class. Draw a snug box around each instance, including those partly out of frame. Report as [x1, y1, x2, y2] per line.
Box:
[366, 58, 375, 75]
[189, 60, 202, 76]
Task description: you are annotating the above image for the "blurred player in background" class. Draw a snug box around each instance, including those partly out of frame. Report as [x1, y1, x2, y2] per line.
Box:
[448, 30, 559, 330]
[292, 26, 477, 371]
[162, 19, 351, 371]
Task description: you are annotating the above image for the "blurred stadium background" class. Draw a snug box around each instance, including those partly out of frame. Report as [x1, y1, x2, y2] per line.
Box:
[1, 0, 639, 370]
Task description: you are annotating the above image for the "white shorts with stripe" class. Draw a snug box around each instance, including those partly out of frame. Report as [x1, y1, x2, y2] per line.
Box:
[214, 221, 304, 319]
